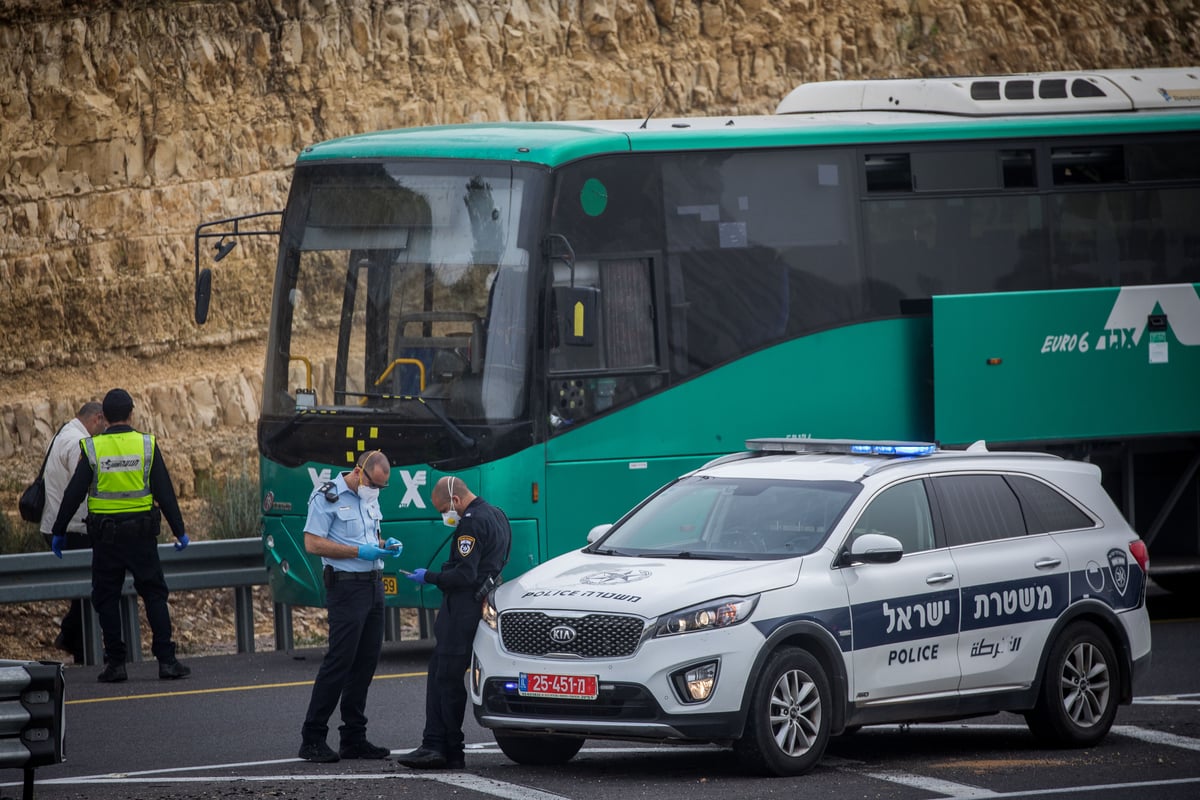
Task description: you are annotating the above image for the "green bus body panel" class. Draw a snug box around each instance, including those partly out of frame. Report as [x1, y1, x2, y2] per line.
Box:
[296, 112, 1200, 167]
[933, 284, 1200, 445]
[544, 320, 934, 554]
[260, 458, 544, 609]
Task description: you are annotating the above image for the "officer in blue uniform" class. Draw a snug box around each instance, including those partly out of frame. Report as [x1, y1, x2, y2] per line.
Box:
[398, 475, 511, 770]
[297, 449, 403, 763]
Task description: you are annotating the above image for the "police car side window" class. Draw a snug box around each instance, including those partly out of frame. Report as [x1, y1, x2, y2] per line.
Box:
[932, 474, 1026, 546]
[851, 480, 935, 554]
[1004, 474, 1095, 533]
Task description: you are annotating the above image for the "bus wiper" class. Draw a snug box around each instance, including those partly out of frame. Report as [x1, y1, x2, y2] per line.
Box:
[382, 394, 475, 450]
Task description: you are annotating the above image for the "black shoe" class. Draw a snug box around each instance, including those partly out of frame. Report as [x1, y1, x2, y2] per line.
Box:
[97, 662, 127, 683]
[397, 747, 447, 769]
[339, 741, 391, 759]
[159, 660, 191, 679]
[298, 741, 340, 763]
[445, 754, 466, 770]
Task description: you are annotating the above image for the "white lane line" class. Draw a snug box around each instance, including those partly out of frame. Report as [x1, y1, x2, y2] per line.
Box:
[856, 769, 998, 797]
[1134, 693, 1200, 706]
[27, 772, 572, 800]
[1113, 725, 1200, 752]
[934, 777, 1200, 798]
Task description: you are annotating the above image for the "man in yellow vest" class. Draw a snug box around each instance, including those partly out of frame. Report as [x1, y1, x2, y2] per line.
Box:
[50, 388, 191, 683]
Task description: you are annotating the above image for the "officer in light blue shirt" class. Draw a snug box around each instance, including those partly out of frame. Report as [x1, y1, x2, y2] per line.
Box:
[298, 449, 402, 763]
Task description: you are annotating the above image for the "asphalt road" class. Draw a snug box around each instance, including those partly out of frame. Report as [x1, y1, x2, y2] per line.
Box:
[3, 589, 1197, 800]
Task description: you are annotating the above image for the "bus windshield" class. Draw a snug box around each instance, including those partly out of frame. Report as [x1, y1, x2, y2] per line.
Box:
[263, 161, 547, 451]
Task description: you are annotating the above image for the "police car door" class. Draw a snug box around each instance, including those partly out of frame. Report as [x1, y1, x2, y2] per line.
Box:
[932, 473, 1070, 693]
[840, 478, 961, 704]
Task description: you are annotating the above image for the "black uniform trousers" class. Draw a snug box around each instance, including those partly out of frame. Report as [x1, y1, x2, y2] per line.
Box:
[420, 589, 480, 758]
[90, 522, 175, 665]
[301, 575, 385, 747]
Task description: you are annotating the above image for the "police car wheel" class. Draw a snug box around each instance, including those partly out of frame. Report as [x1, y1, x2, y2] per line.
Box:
[734, 647, 831, 776]
[493, 730, 584, 765]
[1024, 621, 1120, 748]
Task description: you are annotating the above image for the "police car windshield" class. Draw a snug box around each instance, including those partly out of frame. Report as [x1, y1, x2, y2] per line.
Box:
[596, 476, 861, 560]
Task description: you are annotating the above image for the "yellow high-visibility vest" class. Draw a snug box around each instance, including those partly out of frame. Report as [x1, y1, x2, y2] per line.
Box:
[82, 431, 155, 515]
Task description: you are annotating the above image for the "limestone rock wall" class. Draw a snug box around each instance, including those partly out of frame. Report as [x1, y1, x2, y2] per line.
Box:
[2, 0, 1198, 499]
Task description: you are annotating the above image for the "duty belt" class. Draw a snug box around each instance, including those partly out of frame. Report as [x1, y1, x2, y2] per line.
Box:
[329, 570, 381, 583]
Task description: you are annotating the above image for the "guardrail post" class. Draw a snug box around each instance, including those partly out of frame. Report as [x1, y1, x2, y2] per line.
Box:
[273, 603, 293, 652]
[383, 607, 402, 642]
[82, 599, 102, 666]
[234, 587, 255, 653]
[121, 596, 142, 663]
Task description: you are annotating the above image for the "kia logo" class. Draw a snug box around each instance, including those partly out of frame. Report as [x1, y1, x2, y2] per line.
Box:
[549, 625, 577, 644]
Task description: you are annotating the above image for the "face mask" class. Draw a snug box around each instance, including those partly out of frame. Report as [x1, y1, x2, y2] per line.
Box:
[441, 477, 460, 527]
[357, 485, 380, 505]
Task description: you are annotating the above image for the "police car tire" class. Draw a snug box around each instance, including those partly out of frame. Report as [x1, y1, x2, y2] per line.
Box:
[493, 730, 584, 766]
[1024, 621, 1120, 748]
[734, 647, 831, 776]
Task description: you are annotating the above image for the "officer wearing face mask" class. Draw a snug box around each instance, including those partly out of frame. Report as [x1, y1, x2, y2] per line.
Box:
[398, 475, 511, 771]
[297, 449, 403, 764]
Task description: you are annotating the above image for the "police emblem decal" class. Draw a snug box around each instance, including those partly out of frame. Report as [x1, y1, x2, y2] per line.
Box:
[457, 535, 475, 557]
[1107, 548, 1129, 596]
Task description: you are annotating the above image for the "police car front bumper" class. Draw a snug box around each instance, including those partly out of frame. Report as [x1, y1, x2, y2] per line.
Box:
[470, 621, 762, 742]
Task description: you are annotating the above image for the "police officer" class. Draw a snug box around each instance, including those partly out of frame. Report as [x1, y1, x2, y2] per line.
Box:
[298, 449, 403, 763]
[398, 476, 511, 770]
[50, 388, 191, 683]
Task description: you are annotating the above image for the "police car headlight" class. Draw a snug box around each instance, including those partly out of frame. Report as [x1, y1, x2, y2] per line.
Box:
[481, 595, 499, 631]
[653, 595, 759, 637]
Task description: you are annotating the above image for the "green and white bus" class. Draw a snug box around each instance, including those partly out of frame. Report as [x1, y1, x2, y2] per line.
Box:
[195, 68, 1200, 608]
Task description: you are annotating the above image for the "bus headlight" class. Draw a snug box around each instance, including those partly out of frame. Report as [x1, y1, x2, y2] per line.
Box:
[653, 595, 758, 637]
[481, 595, 499, 631]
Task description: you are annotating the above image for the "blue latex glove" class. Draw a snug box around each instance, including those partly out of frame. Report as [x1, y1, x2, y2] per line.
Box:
[357, 543, 392, 561]
[406, 567, 428, 584]
[174, 533, 189, 551]
[384, 538, 403, 557]
[51, 535, 65, 559]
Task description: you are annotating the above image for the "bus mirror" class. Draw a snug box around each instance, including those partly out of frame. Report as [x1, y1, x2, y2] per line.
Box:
[195, 268, 212, 325]
[554, 286, 598, 346]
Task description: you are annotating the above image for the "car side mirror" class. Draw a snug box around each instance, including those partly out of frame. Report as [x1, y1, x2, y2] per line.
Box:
[839, 532, 903, 566]
[586, 523, 613, 544]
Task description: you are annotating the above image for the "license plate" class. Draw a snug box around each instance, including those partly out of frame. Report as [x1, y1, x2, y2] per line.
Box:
[382, 576, 398, 595]
[518, 672, 598, 700]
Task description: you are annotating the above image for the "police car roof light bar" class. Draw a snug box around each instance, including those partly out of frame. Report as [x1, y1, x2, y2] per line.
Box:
[745, 438, 940, 457]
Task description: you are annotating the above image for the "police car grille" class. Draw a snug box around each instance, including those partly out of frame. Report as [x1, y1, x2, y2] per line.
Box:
[499, 612, 645, 658]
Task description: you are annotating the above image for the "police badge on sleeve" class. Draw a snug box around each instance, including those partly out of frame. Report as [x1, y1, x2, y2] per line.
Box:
[457, 535, 476, 557]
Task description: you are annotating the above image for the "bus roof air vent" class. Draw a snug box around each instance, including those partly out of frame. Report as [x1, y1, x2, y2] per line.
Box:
[775, 68, 1200, 116]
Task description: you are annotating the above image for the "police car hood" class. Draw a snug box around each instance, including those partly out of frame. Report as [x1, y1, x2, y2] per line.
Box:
[497, 549, 803, 617]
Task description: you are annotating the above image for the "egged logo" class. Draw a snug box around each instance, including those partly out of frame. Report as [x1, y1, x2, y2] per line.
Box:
[1107, 548, 1129, 597]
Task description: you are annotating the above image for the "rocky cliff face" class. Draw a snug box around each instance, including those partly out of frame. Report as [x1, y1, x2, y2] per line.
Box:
[2, 0, 1198, 499]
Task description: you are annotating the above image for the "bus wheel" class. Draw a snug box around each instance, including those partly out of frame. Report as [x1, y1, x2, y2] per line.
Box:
[1024, 621, 1120, 747]
[734, 647, 831, 776]
[493, 730, 584, 765]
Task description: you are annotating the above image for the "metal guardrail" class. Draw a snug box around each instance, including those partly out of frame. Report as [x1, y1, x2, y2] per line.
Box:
[0, 538, 274, 666]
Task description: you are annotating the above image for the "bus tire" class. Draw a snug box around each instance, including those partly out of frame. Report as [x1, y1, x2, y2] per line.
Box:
[493, 730, 584, 765]
[1024, 621, 1120, 747]
[734, 647, 831, 776]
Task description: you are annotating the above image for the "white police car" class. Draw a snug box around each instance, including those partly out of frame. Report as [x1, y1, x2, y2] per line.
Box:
[470, 438, 1152, 776]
